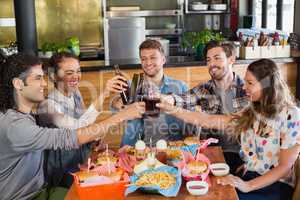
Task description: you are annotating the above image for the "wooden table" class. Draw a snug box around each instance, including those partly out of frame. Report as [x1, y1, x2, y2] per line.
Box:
[65, 146, 238, 200]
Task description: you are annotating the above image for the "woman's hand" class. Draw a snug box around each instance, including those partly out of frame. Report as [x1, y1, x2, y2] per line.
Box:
[118, 102, 145, 121]
[104, 75, 128, 98]
[235, 164, 247, 177]
[156, 101, 181, 115]
[217, 174, 252, 193]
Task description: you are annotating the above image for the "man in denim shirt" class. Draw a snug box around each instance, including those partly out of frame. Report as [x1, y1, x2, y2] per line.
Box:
[114, 39, 188, 146]
[172, 41, 249, 172]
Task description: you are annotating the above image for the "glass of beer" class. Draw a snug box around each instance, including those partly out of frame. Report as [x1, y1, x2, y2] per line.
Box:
[143, 81, 160, 117]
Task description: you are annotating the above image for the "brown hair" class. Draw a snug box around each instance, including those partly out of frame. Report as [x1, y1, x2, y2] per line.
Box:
[49, 52, 79, 74]
[0, 53, 41, 112]
[203, 40, 236, 59]
[232, 59, 295, 140]
[139, 39, 165, 56]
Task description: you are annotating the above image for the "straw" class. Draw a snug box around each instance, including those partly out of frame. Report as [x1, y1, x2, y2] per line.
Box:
[106, 144, 111, 175]
[150, 137, 152, 152]
[87, 158, 91, 173]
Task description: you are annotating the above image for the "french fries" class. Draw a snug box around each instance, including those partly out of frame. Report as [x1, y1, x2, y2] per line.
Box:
[135, 171, 176, 189]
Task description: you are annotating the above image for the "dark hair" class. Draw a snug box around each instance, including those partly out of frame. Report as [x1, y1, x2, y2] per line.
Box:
[232, 58, 294, 139]
[139, 39, 165, 56]
[49, 52, 79, 74]
[203, 40, 236, 59]
[0, 53, 41, 112]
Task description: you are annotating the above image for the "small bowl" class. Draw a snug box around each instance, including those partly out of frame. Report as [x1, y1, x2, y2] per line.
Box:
[210, 163, 230, 176]
[186, 181, 209, 196]
[165, 23, 176, 29]
[210, 4, 227, 11]
[191, 3, 208, 11]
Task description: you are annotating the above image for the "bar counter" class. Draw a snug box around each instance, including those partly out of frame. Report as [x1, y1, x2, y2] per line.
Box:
[79, 56, 300, 72]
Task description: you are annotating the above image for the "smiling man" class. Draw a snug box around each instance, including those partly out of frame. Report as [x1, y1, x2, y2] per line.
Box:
[171, 40, 249, 173]
[0, 53, 144, 200]
[114, 39, 188, 146]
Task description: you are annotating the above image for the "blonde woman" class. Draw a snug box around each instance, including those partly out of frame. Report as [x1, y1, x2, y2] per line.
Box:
[158, 59, 300, 200]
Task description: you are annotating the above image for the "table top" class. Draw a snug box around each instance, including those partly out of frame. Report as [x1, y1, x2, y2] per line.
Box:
[65, 146, 238, 200]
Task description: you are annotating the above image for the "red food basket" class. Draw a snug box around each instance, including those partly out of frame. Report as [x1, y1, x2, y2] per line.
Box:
[74, 180, 128, 200]
[72, 170, 129, 200]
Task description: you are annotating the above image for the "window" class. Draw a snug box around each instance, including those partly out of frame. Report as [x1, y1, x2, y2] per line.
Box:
[253, 0, 295, 33]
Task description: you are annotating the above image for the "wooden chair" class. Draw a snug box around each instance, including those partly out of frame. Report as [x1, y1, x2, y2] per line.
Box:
[293, 156, 300, 200]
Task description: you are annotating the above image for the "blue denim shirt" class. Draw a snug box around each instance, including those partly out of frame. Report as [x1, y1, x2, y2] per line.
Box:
[121, 75, 188, 146]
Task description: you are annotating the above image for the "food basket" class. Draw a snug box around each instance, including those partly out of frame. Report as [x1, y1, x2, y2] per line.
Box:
[74, 180, 128, 200]
[125, 165, 182, 197]
[72, 169, 129, 200]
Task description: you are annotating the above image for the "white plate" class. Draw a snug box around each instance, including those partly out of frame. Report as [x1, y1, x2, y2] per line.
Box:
[186, 181, 209, 196]
[210, 163, 230, 176]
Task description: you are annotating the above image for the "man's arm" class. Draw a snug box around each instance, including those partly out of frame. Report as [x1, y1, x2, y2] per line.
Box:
[157, 102, 232, 130]
[76, 102, 144, 145]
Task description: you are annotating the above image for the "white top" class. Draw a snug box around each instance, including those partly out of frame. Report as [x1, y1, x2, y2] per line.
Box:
[240, 106, 300, 187]
[37, 88, 100, 129]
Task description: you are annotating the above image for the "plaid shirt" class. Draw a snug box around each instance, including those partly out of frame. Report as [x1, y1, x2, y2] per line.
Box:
[173, 73, 249, 152]
[174, 73, 248, 114]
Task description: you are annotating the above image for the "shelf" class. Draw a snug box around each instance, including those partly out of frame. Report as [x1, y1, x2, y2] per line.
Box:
[145, 28, 183, 35]
[107, 10, 182, 17]
[185, 10, 230, 14]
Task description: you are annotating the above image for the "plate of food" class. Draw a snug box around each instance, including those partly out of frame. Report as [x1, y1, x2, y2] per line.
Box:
[126, 165, 182, 197]
[179, 152, 211, 182]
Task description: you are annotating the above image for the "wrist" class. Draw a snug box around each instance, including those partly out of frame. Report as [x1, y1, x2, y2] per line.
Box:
[245, 181, 255, 193]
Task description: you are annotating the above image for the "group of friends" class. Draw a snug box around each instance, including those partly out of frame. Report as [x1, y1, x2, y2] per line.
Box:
[0, 39, 299, 200]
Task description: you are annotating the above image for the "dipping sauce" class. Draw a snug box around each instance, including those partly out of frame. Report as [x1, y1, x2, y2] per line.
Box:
[212, 168, 226, 171]
[189, 185, 206, 190]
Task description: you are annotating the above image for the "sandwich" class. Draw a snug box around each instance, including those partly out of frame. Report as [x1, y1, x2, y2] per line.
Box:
[76, 171, 99, 183]
[168, 140, 185, 147]
[183, 136, 200, 146]
[187, 161, 207, 175]
[96, 155, 118, 166]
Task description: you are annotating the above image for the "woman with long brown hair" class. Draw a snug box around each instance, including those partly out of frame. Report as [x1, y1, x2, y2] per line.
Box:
[158, 58, 300, 200]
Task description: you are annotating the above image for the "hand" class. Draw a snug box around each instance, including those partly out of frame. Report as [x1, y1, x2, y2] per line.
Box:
[235, 164, 247, 177]
[104, 75, 128, 98]
[119, 102, 145, 121]
[156, 101, 180, 114]
[160, 94, 175, 105]
[217, 174, 252, 193]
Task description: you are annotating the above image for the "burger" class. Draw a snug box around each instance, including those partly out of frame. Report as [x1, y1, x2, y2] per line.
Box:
[75, 170, 122, 183]
[102, 171, 122, 182]
[125, 146, 136, 155]
[168, 140, 185, 147]
[187, 161, 207, 175]
[96, 155, 118, 166]
[184, 136, 200, 146]
[76, 171, 99, 183]
[166, 149, 183, 160]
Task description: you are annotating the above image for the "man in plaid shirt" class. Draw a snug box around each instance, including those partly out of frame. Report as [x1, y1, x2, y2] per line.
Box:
[172, 40, 249, 173]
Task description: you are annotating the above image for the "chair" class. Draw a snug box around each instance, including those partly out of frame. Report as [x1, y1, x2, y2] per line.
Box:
[293, 155, 300, 200]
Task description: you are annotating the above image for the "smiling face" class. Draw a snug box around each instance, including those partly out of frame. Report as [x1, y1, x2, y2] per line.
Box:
[55, 57, 81, 95]
[206, 47, 234, 80]
[19, 65, 47, 103]
[243, 70, 262, 102]
[140, 48, 165, 78]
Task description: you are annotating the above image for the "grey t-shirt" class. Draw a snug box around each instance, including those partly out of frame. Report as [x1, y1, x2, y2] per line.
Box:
[0, 109, 78, 200]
